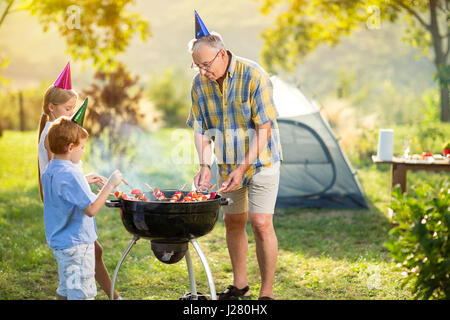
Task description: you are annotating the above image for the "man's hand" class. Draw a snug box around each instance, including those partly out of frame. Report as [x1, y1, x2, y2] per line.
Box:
[194, 166, 211, 191]
[220, 167, 245, 193]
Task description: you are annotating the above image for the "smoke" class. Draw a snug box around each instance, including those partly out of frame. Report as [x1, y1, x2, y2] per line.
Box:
[83, 125, 198, 192]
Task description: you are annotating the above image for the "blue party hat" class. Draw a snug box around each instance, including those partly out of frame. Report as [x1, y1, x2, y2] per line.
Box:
[195, 10, 210, 39]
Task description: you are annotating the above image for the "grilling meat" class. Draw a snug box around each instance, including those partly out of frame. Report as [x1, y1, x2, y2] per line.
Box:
[114, 186, 216, 203]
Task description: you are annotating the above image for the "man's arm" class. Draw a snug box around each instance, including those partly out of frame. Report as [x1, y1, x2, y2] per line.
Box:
[238, 121, 271, 174]
[220, 121, 272, 193]
[193, 132, 213, 190]
[194, 131, 212, 167]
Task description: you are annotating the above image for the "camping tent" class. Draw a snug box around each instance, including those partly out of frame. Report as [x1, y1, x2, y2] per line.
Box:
[209, 76, 368, 209]
[271, 76, 368, 209]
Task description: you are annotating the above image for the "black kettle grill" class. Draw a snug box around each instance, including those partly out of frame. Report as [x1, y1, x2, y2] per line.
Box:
[105, 189, 232, 300]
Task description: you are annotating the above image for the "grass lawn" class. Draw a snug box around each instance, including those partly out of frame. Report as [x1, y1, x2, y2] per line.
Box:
[1, 130, 437, 300]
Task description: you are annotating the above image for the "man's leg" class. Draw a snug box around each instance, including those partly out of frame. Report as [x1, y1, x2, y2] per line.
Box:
[223, 211, 249, 293]
[249, 213, 277, 299]
[247, 161, 280, 299]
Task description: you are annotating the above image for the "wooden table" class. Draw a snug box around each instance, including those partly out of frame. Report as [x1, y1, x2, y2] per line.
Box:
[372, 155, 450, 193]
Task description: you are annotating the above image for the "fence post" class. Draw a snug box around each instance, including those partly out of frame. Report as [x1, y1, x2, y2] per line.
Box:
[19, 91, 24, 131]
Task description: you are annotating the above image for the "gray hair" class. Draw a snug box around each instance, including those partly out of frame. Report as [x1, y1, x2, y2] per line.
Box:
[188, 31, 226, 54]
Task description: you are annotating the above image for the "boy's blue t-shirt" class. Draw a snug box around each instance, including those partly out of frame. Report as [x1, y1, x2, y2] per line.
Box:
[42, 159, 98, 250]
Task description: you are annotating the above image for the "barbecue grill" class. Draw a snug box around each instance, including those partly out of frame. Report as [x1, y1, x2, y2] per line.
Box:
[105, 189, 232, 300]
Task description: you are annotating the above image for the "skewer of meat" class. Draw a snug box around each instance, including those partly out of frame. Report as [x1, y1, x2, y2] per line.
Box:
[153, 187, 167, 200]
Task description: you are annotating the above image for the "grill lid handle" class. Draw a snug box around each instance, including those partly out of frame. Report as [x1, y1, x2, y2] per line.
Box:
[105, 200, 123, 208]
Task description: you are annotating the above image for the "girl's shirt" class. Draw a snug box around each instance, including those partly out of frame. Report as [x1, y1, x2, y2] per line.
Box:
[38, 121, 53, 175]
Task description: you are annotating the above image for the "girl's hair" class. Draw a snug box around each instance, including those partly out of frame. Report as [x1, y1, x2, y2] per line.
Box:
[38, 85, 77, 143]
[47, 116, 89, 155]
[187, 32, 226, 54]
[38, 85, 78, 201]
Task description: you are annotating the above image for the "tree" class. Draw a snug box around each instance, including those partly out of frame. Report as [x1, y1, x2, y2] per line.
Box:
[81, 63, 145, 169]
[0, 0, 150, 72]
[82, 62, 144, 142]
[259, 0, 450, 122]
[147, 67, 191, 128]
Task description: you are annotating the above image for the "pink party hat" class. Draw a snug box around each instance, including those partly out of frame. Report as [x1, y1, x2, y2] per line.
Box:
[54, 62, 72, 90]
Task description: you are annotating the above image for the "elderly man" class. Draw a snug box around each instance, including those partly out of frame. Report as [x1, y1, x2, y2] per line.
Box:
[186, 11, 282, 300]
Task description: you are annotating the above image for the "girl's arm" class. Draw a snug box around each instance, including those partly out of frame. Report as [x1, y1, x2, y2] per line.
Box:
[44, 135, 54, 161]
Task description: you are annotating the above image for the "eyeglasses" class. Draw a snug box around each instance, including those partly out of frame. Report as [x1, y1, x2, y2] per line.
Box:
[191, 50, 221, 72]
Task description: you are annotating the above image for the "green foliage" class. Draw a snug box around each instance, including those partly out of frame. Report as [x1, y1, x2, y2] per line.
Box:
[346, 127, 379, 168]
[81, 63, 145, 168]
[401, 3, 433, 57]
[82, 63, 145, 137]
[420, 88, 441, 123]
[259, 0, 398, 73]
[147, 67, 191, 128]
[259, 0, 449, 121]
[336, 68, 356, 99]
[414, 121, 450, 154]
[345, 120, 450, 169]
[385, 181, 450, 300]
[259, 0, 446, 73]
[333, 85, 448, 168]
[0, 55, 9, 87]
[0, 81, 50, 132]
[6, 0, 150, 72]
[433, 64, 450, 88]
[373, 80, 424, 125]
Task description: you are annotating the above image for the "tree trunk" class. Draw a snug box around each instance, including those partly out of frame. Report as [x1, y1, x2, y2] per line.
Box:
[429, 0, 450, 122]
[440, 82, 450, 122]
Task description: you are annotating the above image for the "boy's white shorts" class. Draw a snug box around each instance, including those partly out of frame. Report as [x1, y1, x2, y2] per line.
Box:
[53, 242, 97, 300]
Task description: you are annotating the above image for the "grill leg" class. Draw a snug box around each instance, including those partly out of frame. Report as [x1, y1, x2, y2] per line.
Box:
[110, 236, 139, 300]
[185, 249, 197, 300]
[190, 238, 217, 300]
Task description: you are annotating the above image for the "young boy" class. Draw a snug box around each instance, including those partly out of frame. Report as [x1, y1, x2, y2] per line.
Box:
[41, 117, 122, 300]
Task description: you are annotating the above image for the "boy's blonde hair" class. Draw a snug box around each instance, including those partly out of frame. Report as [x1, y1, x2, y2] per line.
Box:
[48, 117, 88, 155]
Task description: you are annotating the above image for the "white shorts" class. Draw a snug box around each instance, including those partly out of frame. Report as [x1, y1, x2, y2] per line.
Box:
[53, 243, 97, 300]
[218, 161, 281, 215]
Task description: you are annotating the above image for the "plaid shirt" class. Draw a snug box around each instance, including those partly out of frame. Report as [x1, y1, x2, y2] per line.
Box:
[187, 51, 283, 187]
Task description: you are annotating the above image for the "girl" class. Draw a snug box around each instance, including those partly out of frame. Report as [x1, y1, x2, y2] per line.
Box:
[38, 85, 78, 196]
[38, 65, 121, 300]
